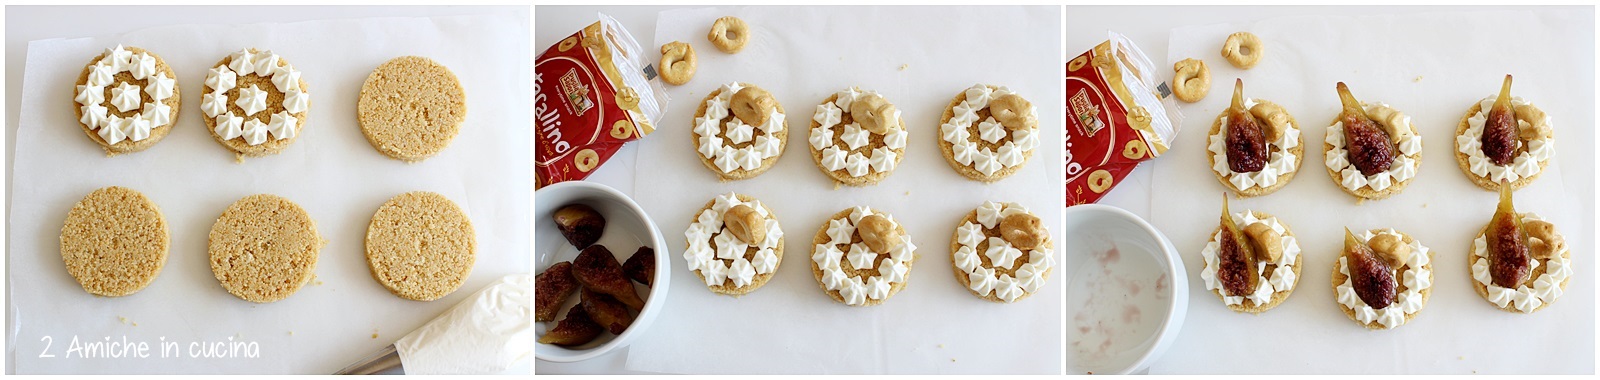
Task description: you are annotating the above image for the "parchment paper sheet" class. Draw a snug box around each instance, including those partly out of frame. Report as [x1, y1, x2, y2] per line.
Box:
[623, 6, 1063, 375]
[1148, 9, 1593, 374]
[8, 13, 530, 374]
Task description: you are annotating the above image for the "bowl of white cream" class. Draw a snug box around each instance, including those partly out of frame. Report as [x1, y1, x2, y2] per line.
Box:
[1065, 204, 1187, 375]
[534, 181, 669, 363]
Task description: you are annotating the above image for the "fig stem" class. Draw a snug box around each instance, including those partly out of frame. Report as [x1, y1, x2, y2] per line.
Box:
[1494, 74, 1513, 109]
[1343, 227, 1358, 250]
[1497, 182, 1513, 212]
[1231, 78, 1245, 111]
[1220, 192, 1234, 229]
[1336, 82, 1363, 116]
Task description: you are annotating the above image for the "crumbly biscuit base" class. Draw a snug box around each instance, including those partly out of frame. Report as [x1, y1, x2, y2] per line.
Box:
[59, 186, 169, 297]
[357, 56, 467, 162]
[208, 194, 325, 303]
[365, 191, 476, 301]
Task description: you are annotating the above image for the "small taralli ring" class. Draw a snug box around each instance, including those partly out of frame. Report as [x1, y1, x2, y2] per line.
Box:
[559, 37, 579, 52]
[658, 41, 697, 85]
[1172, 58, 1211, 103]
[1222, 32, 1264, 69]
[1123, 140, 1148, 160]
[610, 120, 635, 140]
[575, 149, 600, 172]
[1088, 170, 1114, 193]
[708, 16, 751, 54]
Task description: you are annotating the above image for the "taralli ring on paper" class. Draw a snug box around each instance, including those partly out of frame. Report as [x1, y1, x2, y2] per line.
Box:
[1172, 58, 1210, 103]
[1222, 32, 1264, 69]
[708, 16, 750, 54]
[658, 41, 696, 85]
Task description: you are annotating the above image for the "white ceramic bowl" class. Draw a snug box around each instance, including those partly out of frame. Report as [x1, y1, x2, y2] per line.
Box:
[534, 181, 669, 362]
[1064, 204, 1187, 375]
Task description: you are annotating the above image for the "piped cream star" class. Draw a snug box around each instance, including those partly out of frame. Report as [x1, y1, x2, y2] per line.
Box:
[234, 85, 269, 116]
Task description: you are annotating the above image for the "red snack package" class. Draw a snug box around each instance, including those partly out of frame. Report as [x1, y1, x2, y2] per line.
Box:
[536, 13, 669, 188]
[1065, 32, 1182, 206]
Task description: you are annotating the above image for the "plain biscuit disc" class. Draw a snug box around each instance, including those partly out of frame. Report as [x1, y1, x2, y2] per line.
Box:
[59, 186, 169, 297]
[357, 56, 467, 162]
[208, 194, 323, 303]
[365, 191, 476, 301]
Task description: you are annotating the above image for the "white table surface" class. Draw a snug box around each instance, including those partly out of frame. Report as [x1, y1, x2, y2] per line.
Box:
[1067, 5, 1595, 374]
[535, 5, 1063, 375]
[3, 6, 532, 375]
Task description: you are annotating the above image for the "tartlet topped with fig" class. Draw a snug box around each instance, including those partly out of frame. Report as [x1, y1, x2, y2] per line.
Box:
[1198, 194, 1302, 313]
[1454, 74, 1555, 191]
[1205, 79, 1303, 197]
[1322, 82, 1423, 200]
[1331, 226, 1434, 330]
[1468, 186, 1571, 313]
